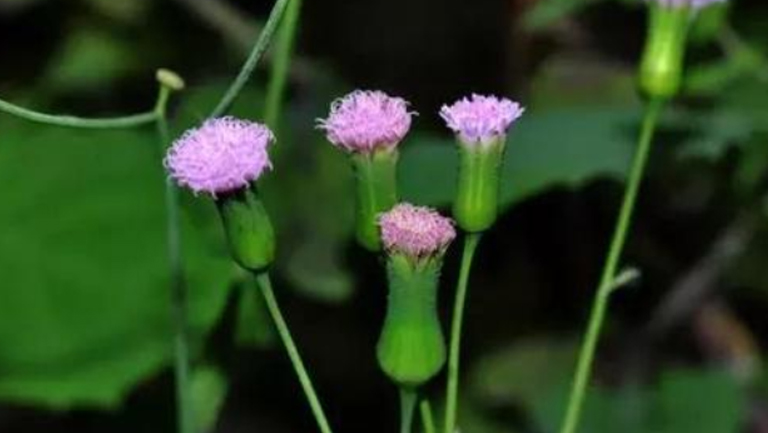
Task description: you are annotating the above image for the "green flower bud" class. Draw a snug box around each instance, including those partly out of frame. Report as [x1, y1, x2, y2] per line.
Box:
[639, 3, 692, 99]
[454, 138, 505, 232]
[376, 204, 457, 386]
[377, 254, 446, 387]
[216, 186, 276, 272]
[351, 148, 399, 251]
[440, 95, 525, 233]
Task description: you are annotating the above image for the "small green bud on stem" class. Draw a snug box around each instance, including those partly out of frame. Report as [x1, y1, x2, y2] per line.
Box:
[454, 139, 505, 233]
[351, 149, 399, 251]
[215, 187, 276, 272]
[639, 4, 691, 99]
[377, 254, 446, 387]
[156, 68, 186, 92]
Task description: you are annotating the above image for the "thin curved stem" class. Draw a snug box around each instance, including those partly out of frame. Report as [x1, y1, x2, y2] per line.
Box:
[400, 388, 418, 433]
[558, 99, 665, 433]
[420, 399, 436, 433]
[444, 233, 482, 433]
[255, 273, 333, 433]
[264, 0, 302, 130]
[210, 0, 291, 118]
[0, 98, 157, 128]
[154, 82, 192, 433]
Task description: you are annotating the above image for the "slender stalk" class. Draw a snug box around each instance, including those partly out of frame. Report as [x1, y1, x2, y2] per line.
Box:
[264, 0, 302, 130]
[558, 99, 664, 433]
[155, 83, 192, 433]
[420, 399, 436, 433]
[444, 233, 482, 433]
[0, 98, 157, 128]
[255, 273, 333, 433]
[210, 0, 291, 117]
[400, 388, 418, 433]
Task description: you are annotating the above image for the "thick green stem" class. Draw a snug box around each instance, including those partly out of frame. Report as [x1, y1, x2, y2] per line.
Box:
[264, 0, 302, 130]
[255, 273, 333, 433]
[558, 99, 664, 433]
[444, 233, 482, 433]
[210, 0, 292, 117]
[154, 83, 192, 433]
[0, 98, 157, 128]
[420, 399, 436, 433]
[400, 388, 418, 433]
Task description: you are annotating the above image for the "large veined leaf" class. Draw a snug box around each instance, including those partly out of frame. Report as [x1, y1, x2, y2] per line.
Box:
[0, 122, 233, 408]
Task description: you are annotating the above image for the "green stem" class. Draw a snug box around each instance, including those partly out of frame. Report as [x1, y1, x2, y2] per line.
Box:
[400, 388, 418, 433]
[155, 83, 192, 433]
[420, 399, 436, 433]
[558, 99, 664, 433]
[0, 98, 157, 128]
[264, 0, 302, 130]
[444, 233, 482, 433]
[255, 273, 333, 433]
[210, 0, 292, 118]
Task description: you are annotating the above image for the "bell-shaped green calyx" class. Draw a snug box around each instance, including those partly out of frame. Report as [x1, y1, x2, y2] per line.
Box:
[377, 254, 446, 387]
[454, 138, 506, 233]
[351, 148, 399, 251]
[639, 3, 692, 99]
[215, 186, 276, 272]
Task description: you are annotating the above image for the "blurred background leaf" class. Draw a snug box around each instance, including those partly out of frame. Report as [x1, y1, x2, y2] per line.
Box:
[0, 123, 233, 408]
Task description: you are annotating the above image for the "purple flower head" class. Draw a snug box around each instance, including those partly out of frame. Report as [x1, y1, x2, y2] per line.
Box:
[440, 94, 525, 146]
[653, 0, 725, 9]
[165, 117, 274, 195]
[317, 90, 414, 153]
[379, 203, 456, 258]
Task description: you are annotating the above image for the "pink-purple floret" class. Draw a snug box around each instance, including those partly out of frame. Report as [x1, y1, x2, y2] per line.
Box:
[317, 90, 414, 153]
[440, 94, 525, 145]
[379, 203, 456, 258]
[165, 117, 274, 195]
[654, 0, 725, 9]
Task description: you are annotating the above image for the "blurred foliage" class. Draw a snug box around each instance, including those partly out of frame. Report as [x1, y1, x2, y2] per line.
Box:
[468, 338, 744, 433]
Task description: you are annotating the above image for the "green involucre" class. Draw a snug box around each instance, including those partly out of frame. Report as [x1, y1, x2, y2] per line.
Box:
[351, 149, 399, 251]
[377, 254, 446, 387]
[216, 187, 276, 271]
[454, 139, 506, 233]
[639, 3, 691, 99]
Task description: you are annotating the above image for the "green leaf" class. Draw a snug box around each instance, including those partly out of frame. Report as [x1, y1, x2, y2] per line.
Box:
[235, 278, 275, 348]
[0, 124, 233, 408]
[43, 28, 139, 91]
[470, 338, 577, 407]
[688, 3, 730, 45]
[523, 0, 605, 31]
[82, 0, 150, 22]
[656, 369, 743, 433]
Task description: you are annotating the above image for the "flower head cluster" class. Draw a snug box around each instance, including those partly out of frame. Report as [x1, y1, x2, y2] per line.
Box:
[653, 0, 725, 9]
[318, 90, 414, 153]
[165, 117, 274, 195]
[440, 94, 525, 146]
[379, 203, 456, 259]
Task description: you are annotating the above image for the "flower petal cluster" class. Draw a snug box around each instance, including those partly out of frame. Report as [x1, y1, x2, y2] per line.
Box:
[165, 117, 274, 195]
[440, 94, 524, 145]
[379, 203, 456, 258]
[318, 90, 414, 153]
